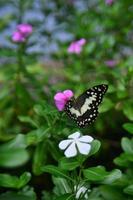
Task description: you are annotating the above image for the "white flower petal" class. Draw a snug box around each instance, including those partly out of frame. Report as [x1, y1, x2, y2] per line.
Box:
[68, 132, 80, 139]
[76, 186, 88, 199]
[76, 141, 91, 155]
[64, 142, 77, 158]
[59, 139, 73, 150]
[78, 135, 94, 143]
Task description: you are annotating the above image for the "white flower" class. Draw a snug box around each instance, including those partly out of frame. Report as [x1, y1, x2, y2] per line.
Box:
[58, 132, 93, 158]
[74, 185, 90, 199]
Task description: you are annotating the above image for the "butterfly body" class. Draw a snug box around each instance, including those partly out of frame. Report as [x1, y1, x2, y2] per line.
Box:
[64, 84, 108, 128]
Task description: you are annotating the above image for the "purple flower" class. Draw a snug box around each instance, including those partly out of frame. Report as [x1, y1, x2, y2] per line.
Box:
[105, 0, 114, 5]
[105, 60, 117, 68]
[67, 38, 86, 54]
[54, 90, 74, 111]
[12, 24, 33, 42]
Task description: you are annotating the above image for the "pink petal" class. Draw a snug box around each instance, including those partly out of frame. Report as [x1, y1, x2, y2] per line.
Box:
[105, 60, 116, 67]
[54, 92, 68, 111]
[54, 92, 67, 101]
[77, 38, 86, 46]
[105, 0, 113, 5]
[74, 45, 82, 54]
[54, 99, 66, 111]
[67, 43, 75, 53]
[12, 31, 25, 42]
[17, 24, 33, 35]
[63, 90, 74, 100]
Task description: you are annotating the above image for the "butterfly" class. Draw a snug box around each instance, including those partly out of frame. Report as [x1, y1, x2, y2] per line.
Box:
[64, 84, 108, 128]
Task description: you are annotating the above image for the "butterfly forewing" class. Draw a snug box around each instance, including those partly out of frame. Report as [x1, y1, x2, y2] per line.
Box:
[64, 84, 108, 128]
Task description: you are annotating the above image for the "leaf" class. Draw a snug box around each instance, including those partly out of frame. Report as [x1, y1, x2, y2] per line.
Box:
[32, 142, 47, 175]
[53, 177, 71, 196]
[0, 192, 34, 200]
[100, 185, 126, 200]
[89, 140, 101, 156]
[103, 169, 122, 184]
[0, 172, 31, 189]
[83, 166, 108, 181]
[86, 42, 96, 54]
[99, 98, 114, 113]
[121, 137, 133, 154]
[59, 157, 80, 171]
[114, 153, 131, 167]
[0, 134, 27, 150]
[0, 148, 29, 167]
[0, 134, 29, 167]
[123, 100, 133, 121]
[18, 116, 38, 128]
[26, 127, 50, 145]
[41, 165, 73, 181]
[123, 123, 133, 134]
[56, 194, 75, 200]
[83, 167, 122, 184]
[124, 185, 133, 195]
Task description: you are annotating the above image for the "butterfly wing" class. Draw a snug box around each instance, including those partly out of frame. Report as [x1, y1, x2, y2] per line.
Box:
[64, 84, 108, 128]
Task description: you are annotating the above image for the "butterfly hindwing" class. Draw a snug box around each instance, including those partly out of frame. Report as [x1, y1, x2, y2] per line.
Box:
[64, 84, 108, 128]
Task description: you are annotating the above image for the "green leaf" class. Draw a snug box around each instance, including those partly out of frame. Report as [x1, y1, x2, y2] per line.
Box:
[41, 165, 73, 181]
[100, 185, 126, 200]
[89, 140, 101, 156]
[103, 169, 122, 184]
[59, 157, 80, 171]
[83, 166, 108, 181]
[121, 137, 133, 154]
[53, 177, 71, 196]
[124, 185, 133, 195]
[56, 194, 75, 200]
[0, 192, 31, 200]
[123, 100, 133, 121]
[0, 172, 31, 189]
[83, 167, 121, 183]
[32, 142, 47, 175]
[0, 134, 27, 150]
[99, 98, 114, 113]
[18, 116, 38, 128]
[0, 134, 29, 167]
[26, 127, 50, 145]
[114, 153, 131, 167]
[86, 42, 96, 54]
[123, 123, 133, 134]
[0, 148, 29, 167]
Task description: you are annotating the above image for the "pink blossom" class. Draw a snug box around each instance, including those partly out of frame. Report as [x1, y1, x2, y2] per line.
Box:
[54, 90, 74, 111]
[105, 60, 117, 68]
[12, 24, 33, 43]
[17, 24, 33, 36]
[12, 31, 26, 42]
[105, 0, 114, 5]
[67, 38, 86, 54]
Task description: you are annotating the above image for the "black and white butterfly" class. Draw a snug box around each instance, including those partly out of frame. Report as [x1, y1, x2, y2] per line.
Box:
[64, 84, 108, 128]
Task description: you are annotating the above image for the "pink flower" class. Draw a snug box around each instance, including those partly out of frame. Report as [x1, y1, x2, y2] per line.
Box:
[105, 0, 114, 5]
[17, 24, 33, 36]
[67, 38, 86, 54]
[54, 90, 74, 111]
[12, 31, 26, 42]
[105, 60, 117, 68]
[12, 24, 33, 43]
